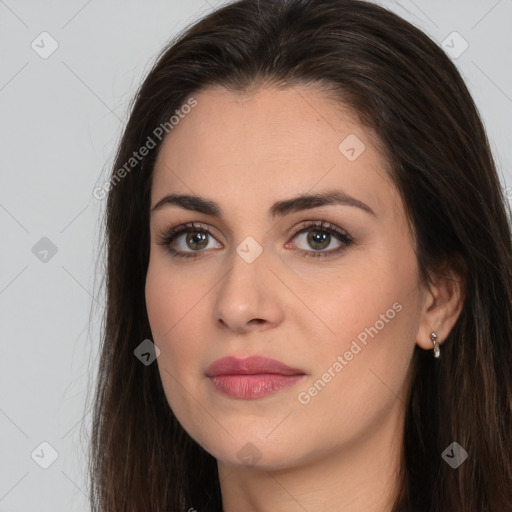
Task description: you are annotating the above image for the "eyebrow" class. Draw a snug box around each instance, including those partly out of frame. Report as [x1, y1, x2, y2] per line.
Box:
[150, 190, 376, 218]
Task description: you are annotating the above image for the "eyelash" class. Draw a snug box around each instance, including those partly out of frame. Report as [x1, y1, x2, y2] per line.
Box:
[155, 220, 353, 260]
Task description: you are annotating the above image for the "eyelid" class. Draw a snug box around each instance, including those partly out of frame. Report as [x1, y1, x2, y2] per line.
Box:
[286, 219, 351, 240]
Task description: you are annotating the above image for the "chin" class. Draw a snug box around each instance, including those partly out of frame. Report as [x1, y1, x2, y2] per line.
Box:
[195, 427, 307, 471]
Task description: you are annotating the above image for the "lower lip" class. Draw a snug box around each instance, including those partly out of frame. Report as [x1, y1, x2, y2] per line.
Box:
[209, 374, 305, 399]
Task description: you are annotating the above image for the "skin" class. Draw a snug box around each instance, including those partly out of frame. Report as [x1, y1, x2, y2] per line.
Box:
[145, 85, 464, 512]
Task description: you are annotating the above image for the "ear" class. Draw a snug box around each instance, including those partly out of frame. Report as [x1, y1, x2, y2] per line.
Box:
[416, 256, 466, 352]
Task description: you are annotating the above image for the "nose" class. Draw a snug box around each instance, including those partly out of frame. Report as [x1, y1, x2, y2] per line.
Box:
[212, 243, 285, 334]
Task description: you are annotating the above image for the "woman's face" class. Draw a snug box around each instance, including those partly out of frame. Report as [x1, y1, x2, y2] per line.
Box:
[145, 85, 427, 470]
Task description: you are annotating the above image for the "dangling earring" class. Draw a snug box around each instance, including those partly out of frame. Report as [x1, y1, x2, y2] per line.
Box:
[431, 332, 440, 358]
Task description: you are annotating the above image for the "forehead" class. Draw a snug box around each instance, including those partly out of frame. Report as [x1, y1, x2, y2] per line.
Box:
[151, 85, 393, 217]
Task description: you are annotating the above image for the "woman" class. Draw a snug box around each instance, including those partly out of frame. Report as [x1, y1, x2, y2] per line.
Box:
[88, 0, 512, 510]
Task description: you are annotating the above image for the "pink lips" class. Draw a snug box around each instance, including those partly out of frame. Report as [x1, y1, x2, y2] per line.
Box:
[206, 356, 306, 399]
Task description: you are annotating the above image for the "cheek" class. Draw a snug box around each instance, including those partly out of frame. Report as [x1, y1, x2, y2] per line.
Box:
[145, 261, 206, 423]
[145, 256, 214, 378]
[293, 250, 420, 406]
[292, 299, 418, 455]
[145, 256, 199, 340]
[297, 256, 416, 353]
[145, 260, 198, 388]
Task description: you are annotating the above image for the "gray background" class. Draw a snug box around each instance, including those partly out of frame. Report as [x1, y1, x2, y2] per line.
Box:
[0, 1, 511, 510]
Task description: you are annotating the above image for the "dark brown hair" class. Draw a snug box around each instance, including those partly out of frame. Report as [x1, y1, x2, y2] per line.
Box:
[87, 0, 512, 510]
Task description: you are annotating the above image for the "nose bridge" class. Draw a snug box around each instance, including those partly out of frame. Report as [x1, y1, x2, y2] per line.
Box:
[212, 235, 283, 331]
[220, 236, 266, 310]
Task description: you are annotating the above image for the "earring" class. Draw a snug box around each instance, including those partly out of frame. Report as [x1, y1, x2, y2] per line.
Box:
[431, 332, 440, 358]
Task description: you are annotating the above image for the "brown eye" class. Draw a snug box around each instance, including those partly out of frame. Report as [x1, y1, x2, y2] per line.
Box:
[306, 230, 331, 250]
[185, 231, 209, 250]
[290, 221, 353, 258]
[156, 222, 222, 259]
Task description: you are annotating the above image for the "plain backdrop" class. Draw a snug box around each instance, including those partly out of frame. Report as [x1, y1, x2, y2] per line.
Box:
[0, 1, 511, 510]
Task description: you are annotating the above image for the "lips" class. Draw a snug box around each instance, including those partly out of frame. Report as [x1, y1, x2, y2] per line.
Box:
[206, 355, 305, 377]
[206, 356, 306, 399]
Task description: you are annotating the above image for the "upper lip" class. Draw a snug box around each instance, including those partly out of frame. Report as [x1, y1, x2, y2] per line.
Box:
[206, 356, 305, 377]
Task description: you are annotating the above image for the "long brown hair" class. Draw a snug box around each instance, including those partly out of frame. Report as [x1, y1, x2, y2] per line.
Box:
[87, 0, 512, 510]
